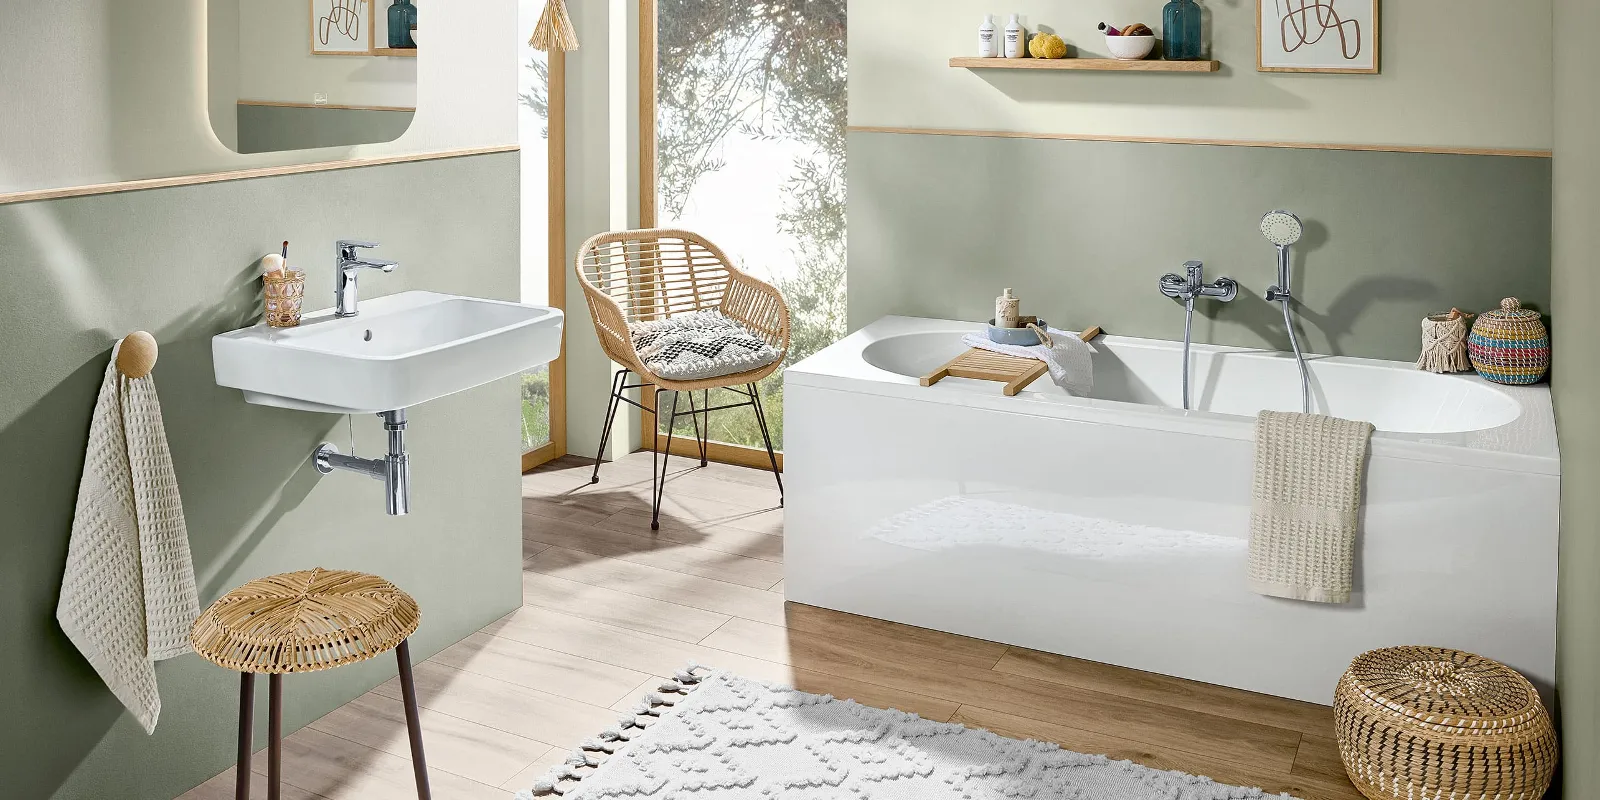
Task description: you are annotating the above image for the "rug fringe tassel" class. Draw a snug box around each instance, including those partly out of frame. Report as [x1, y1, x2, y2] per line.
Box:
[518, 662, 710, 798]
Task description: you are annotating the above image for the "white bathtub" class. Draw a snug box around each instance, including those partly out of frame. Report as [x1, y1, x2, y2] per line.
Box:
[783, 316, 1558, 704]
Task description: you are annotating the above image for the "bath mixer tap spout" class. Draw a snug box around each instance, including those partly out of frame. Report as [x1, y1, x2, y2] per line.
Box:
[1158, 260, 1237, 411]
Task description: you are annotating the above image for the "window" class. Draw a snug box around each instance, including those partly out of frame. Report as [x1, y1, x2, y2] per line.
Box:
[646, 0, 847, 455]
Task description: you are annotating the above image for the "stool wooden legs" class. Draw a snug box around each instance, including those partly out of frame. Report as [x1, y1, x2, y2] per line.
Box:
[236, 673, 255, 800]
[232, 643, 430, 800]
[396, 640, 432, 800]
[268, 674, 283, 800]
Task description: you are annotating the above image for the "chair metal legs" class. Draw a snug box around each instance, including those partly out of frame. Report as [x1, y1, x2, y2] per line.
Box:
[590, 371, 785, 527]
[233, 643, 431, 800]
[748, 383, 784, 505]
[590, 369, 627, 484]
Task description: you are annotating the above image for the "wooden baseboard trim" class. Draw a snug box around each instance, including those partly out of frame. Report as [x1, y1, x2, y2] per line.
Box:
[645, 436, 784, 473]
[238, 99, 417, 113]
[522, 441, 562, 473]
[0, 144, 520, 206]
[847, 126, 1553, 159]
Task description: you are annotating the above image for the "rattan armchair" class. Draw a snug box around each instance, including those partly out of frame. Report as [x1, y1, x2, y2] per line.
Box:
[575, 229, 789, 528]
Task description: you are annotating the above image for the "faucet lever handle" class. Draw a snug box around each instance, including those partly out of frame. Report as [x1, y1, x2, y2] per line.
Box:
[338, 239, 379, 250]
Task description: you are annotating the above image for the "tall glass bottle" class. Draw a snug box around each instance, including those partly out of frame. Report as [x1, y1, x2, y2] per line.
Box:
[1162, 0, 1203, 60]
[388, 0, 418, 48]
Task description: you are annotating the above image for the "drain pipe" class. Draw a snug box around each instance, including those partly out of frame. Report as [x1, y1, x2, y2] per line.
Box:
[315, 409, 411, 515]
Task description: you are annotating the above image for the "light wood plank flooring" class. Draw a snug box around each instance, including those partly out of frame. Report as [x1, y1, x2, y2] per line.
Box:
[181, 453, 1361, 800]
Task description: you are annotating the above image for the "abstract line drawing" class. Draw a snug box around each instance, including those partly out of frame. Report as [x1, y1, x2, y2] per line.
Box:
[1259, 0, 1378, 74]
[1278, 0, 1361, 60]
[318, 0, 363, 46]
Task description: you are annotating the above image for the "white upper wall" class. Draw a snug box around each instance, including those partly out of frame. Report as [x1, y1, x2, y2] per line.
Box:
[0, 0, 514, 196]
[850, 0, 1553, 151]
[238, 0, 418, 108]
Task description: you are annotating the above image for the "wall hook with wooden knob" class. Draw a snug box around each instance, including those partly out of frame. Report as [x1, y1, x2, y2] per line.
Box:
[115, 331, 159, 379]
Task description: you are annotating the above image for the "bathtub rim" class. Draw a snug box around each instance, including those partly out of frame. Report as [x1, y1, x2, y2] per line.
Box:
[786, 316, 1559, 476]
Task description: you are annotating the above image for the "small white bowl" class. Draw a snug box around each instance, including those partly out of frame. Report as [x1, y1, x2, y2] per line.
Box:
[1104, 34, 1156, 60]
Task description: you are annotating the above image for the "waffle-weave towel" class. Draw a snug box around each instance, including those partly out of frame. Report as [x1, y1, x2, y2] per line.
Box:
[57, 340, 199, 733]
[1247, 410, 1374, 604]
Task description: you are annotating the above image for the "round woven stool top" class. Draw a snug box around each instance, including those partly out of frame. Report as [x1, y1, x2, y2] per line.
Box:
[191, 568, 420, 674]
[1341, 646, 1546, 733]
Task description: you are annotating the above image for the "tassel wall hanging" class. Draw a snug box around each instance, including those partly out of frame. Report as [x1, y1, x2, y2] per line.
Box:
[529, 0, 579, 52]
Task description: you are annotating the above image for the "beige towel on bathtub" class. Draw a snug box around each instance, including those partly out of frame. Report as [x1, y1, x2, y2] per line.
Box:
[57, 341, 200, 734]
[1247, 410, 1374, 604]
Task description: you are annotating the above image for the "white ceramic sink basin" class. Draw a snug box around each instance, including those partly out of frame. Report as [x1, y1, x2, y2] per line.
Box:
[213, 291, 564, 414]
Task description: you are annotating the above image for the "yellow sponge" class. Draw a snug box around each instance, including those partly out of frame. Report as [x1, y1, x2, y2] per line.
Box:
[1029, 33, 1068, 59]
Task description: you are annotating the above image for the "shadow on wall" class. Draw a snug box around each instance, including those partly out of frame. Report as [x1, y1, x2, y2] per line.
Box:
[0, 236, 339, 796]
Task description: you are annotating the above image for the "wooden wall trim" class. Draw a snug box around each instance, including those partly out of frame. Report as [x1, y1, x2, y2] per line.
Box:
[848, 126, 1553, 159]
[0, 145, 520, 206]
[238, 99, 417, 113]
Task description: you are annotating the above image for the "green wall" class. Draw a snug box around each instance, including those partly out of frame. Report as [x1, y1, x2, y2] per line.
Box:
[235, 104, 416, 154]
[1554, 0, 1599, 795]
[0, 152, 524, 799]
[848, 131, 1552, 362]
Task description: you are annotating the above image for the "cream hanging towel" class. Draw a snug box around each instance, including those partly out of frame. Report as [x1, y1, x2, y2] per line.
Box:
[57, 340, 199, 734]
[1247, 410, 1374, 604]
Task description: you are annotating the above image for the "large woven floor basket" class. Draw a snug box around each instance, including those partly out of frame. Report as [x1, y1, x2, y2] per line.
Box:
[1334, 646, 1557, 800]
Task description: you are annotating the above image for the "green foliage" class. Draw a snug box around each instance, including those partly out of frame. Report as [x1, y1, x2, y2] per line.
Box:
[655, 0, 847, 449]
[521, 367, 551, 450]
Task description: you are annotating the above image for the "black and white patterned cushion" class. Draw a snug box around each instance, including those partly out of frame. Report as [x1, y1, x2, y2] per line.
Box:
[630, 311, 783, 381]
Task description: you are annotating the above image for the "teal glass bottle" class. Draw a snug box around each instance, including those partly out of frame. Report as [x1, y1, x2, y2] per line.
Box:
[1162, 0, 1203, 60]
[388, 0, 417, 48]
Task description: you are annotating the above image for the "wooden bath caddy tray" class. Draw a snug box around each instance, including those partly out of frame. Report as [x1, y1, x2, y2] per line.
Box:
[921, 327, 1102, 396]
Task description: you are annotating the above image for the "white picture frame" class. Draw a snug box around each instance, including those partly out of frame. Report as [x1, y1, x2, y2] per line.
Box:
[1258, 0, 1379, 74]
[311, 0, 372, 55]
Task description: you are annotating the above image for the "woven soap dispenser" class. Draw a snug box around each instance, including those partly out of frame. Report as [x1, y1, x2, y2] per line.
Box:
[1468, 298, 1549, 384]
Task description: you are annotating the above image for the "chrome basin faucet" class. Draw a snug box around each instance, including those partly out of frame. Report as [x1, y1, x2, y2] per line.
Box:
[1158, 260, 1237, 411]
[335, 239, 399, 318]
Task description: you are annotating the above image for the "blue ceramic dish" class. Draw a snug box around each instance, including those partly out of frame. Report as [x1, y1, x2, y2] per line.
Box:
[986, 319, 1048, 346]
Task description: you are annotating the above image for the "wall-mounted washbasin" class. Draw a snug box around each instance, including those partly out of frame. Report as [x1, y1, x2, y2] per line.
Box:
[213, 291, 564, 415]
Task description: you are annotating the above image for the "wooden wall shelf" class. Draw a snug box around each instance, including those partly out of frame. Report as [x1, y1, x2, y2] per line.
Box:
[371, 48, 418, 57]
[950, 57, 1220, 73]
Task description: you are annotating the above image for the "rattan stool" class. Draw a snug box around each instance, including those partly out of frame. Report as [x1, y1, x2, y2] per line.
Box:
[191, 568, 430, 800]
[1334, 646, 1557, 800]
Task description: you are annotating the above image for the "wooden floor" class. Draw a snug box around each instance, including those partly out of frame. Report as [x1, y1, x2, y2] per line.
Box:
[181, 452, 1363, 800]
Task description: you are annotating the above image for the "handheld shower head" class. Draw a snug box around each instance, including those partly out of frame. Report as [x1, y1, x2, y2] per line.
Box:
[1261, 210, 1304, 248]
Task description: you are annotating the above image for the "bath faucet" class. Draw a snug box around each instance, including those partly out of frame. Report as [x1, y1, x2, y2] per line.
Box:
[1159, 261, 1239, 303]
[1158, 261, 1238, 411]
[334, 239, 399, 318]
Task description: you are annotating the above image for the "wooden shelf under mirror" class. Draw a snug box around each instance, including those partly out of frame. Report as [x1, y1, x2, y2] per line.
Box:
[950, 57, 1220, 73]
[370, 47, 418, 57]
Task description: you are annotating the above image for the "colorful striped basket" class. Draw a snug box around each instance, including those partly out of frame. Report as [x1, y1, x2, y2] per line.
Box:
[1467, 298, 1548, 385]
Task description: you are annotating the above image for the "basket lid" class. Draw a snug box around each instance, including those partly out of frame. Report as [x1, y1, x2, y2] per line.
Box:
[1479, 297, 1540, 322]
[1343, 646, 1545, 731]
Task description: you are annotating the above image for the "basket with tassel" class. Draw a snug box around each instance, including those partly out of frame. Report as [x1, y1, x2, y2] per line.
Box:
[529, 0, 579, 52]
[1468, 297, 1549, 385]
[1416, 309, 1473, 373]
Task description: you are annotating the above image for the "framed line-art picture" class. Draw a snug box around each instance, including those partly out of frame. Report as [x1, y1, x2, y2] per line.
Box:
[311, 0, 372, 55]
[1258, 0, 1379, 74]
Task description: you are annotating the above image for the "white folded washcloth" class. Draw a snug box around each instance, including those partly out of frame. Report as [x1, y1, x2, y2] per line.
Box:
[961, 327, 1096, 396]
[57, 339, 199, 734]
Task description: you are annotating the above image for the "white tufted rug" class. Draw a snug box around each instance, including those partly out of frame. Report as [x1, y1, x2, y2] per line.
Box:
[519, 667, 1298, 799]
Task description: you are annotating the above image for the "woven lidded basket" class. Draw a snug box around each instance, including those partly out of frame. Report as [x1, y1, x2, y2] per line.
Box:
[263, 269, 306, 328]
[1334, 646, 1557, 800]
[1468, 297, 1549, 384]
